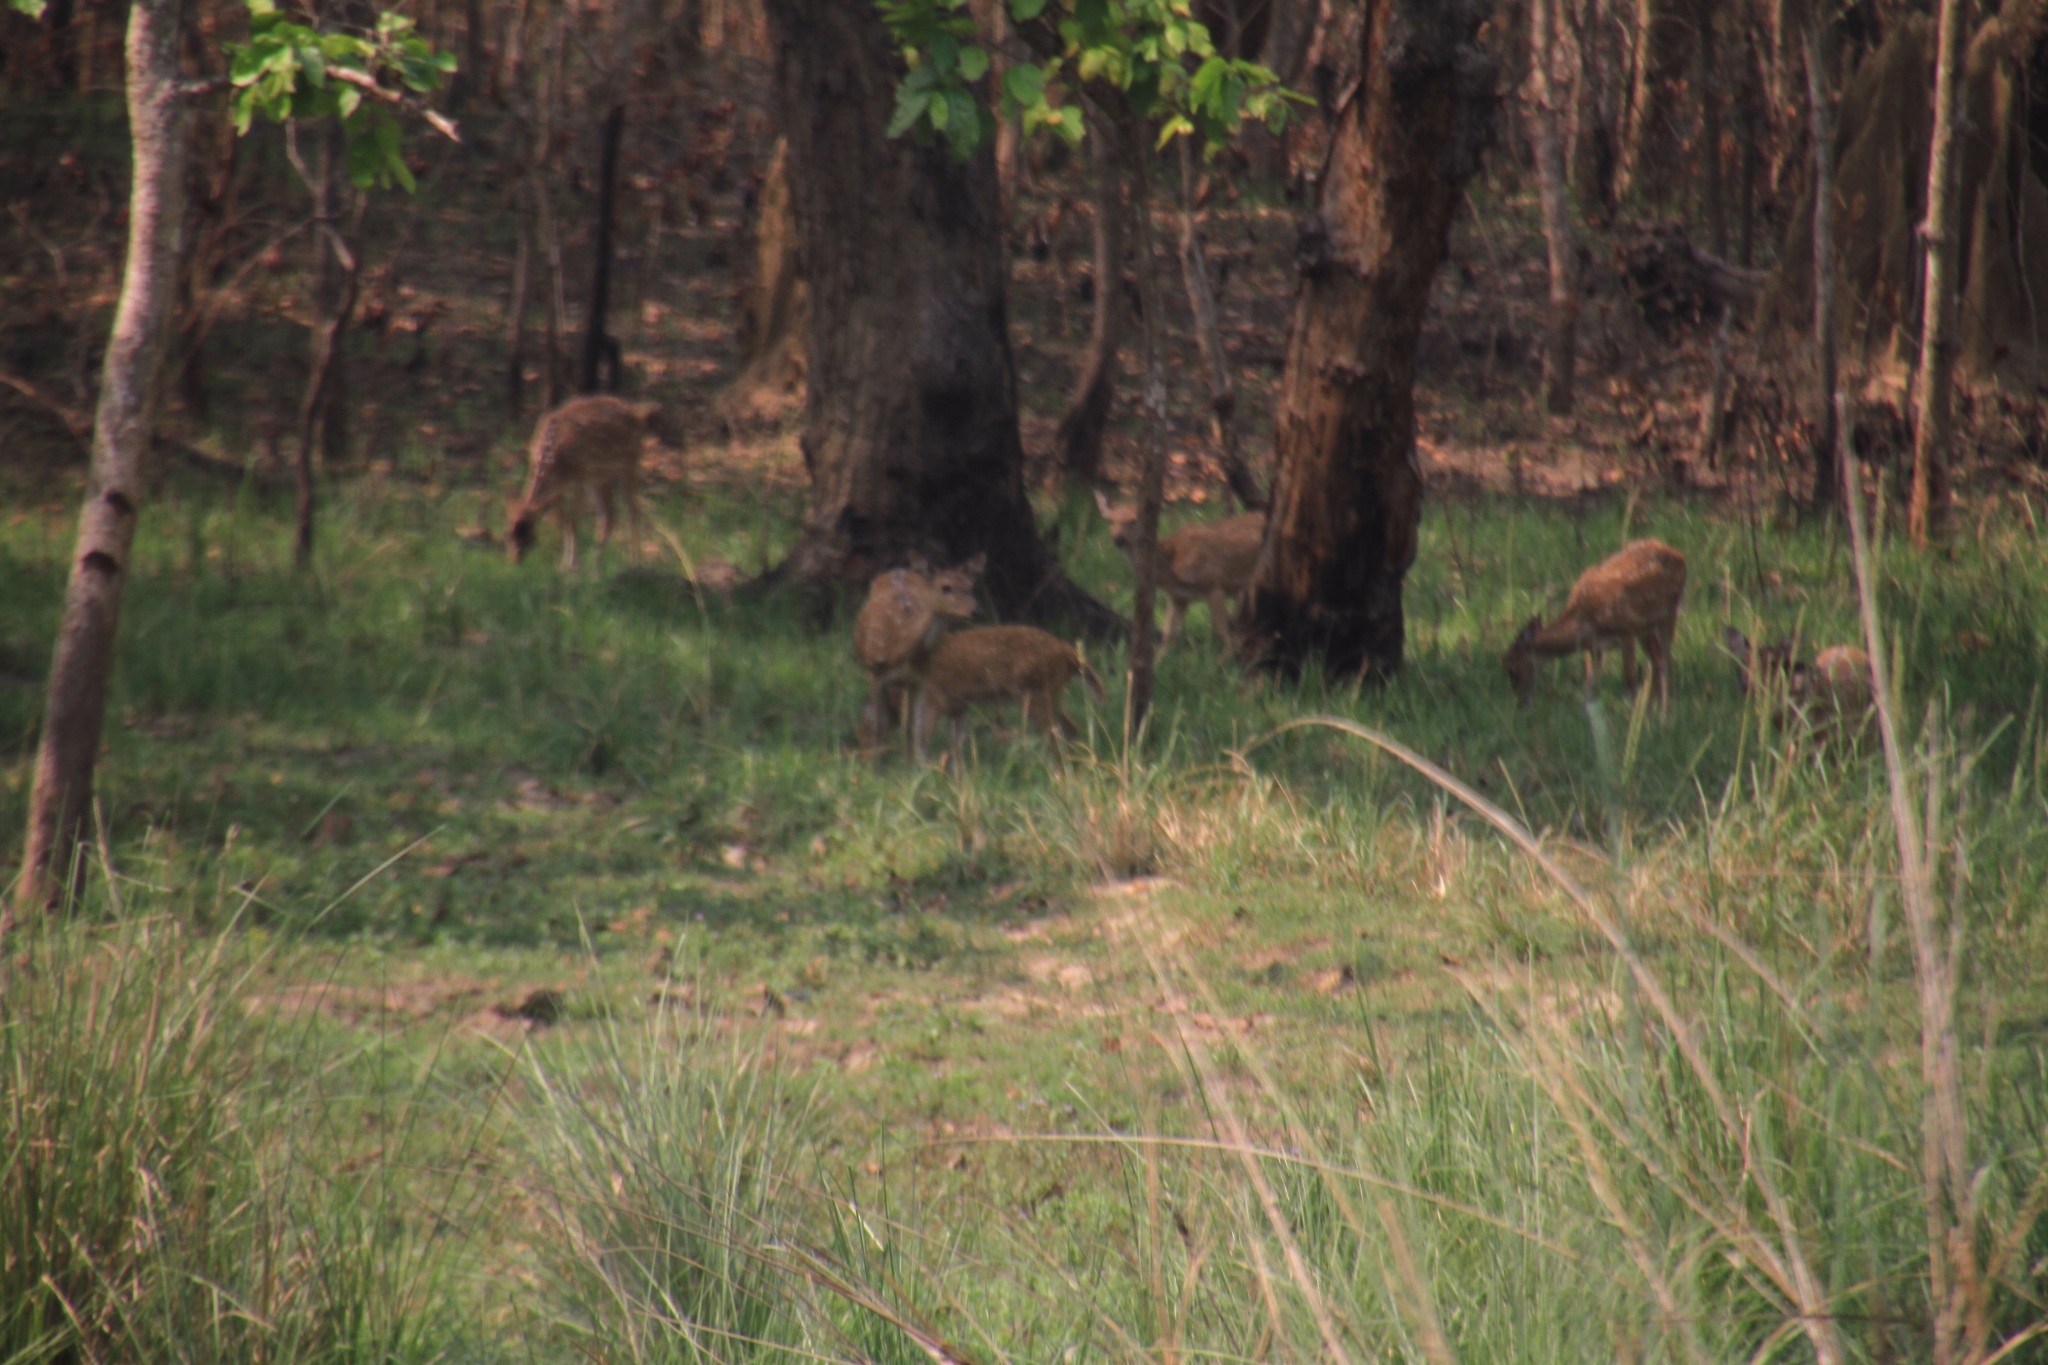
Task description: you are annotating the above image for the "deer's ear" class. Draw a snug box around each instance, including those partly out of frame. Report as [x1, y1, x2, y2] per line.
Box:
[961, 552, 987, 577]
[1722, 626, 1750, 663]
[1513, 614, 1542, 646]
[1092, 488, 1115, 518]
[906, 554, 932, 576]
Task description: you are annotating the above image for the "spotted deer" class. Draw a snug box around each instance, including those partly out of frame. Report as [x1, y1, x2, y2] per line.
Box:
[1094, 490, 1263, 650]
[853, 554, 985, 755]
[1503, 539, 1688, 710]
[507, 395, 663, 568]
[1723, 626, 1875, 737]
[912, 625, 1104, 764]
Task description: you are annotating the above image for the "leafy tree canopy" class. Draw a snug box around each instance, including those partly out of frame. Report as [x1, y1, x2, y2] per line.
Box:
[6, 0, 456, 191]
[876, 0, 1302, 157]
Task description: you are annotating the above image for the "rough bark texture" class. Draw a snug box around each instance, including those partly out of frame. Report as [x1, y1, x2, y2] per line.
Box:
[1176, 137, 1266, 509]
[1617, 0, 1691, 206]
[762, 0, 1116, 633]
[17, 0, 191, 916]
[1530, 0, 1579, 414]
[1695, 0, 1725, 257]
[1243, 0, 1496, 680]
[1910, 0, 1970, 545]
[1053, 130, 1126, 484]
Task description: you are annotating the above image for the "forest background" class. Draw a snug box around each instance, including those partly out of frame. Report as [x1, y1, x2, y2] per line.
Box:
[3, 0, 2048, 1360]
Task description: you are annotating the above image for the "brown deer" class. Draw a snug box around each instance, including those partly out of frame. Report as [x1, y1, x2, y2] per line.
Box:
[853, 554, 984, 755]
[507, 395, 663, 568]
[1723, 626, 1875, 737]
[1503, 539, 1688, 709]
[912, 625, 1104, 764]
[1094, 490, 1263, 650]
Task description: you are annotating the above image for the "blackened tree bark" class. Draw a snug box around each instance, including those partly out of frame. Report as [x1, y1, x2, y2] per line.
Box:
[17, 0, 192, 917]
[1242, 0, 1496, 680]
[579, 102, 625, 394]
[1053, 129, 1127, 484]
[763, 0, 1116, 631]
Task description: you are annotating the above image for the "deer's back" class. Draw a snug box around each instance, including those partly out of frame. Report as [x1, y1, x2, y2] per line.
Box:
[527, 396, 653, 491]
[1160, 513, 1264, 593]
[1557, 539, 1687, 641]
[923, 626, 1081, 710]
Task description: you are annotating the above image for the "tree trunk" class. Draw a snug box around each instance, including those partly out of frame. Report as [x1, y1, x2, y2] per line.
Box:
[579, 102, 625, 394]
[1617, 0, 1690, 207]
[16, 0, 191, 918]
[1175, 137, 1266, 508]
[1804, 17, 1839, 513]
[718, 137, 807, 427]
[1122, 118, 1169, 738]
[761, 0, 1116, 632]
[1243, 0, 1496, 680]
[1530, 0, 1579, 415]
[1054, 129, 1127, 485]
[506, 184, 532, 414]
[1910, 0, 1968, 546]
[1695, 0, 1725, 258]
[294, 123, 362, 567]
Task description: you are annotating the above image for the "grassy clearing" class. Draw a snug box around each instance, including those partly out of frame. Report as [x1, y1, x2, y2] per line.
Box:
[4, 457, 2047, 1360]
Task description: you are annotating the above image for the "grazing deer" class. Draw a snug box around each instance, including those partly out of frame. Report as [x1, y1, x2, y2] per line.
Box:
[1503, 539, 1687, 709]
[507, 395, 663, 568]
[912, 624, 1104, 764]
[1723, 626, 1875, 737]
[1094, 490, 1263, 650]
[853, 554, 985, 755]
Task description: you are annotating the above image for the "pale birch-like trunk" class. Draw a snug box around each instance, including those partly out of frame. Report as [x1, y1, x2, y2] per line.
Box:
[16, 0, 192, 917]
[1530, 0, 1579, 414]
[1910, 0, 1969, 546]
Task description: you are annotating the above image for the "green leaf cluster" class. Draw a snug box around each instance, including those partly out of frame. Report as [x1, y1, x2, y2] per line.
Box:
[879, 0, 1304, 159]
[226, 0, 455, 191]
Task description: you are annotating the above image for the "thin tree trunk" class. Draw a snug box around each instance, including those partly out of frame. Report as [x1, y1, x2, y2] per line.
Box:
[1175, 137, 1265, 508]
[1696, 0, 1725, 258]
[1738, 23, 1758, 265]
[1054, 129, 1127, 484]
[1695, 308, 1733, 468]
[1530, 0, 1579, 415]
[1244, 0, 1496, 679]
[1618, 0, 1690, 206]
[1803, 17, 1839, 512]
[1123, 118, 1168, 737]
[538, 178, 567, 410]
[506, 184, 532, 414]
[16, 0, 192, 918]
[1910, 0, 1969, 546]
[580, 102, 625, 393]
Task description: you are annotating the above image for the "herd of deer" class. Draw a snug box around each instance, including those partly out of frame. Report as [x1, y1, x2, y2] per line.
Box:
[500, 394, 1879, 760]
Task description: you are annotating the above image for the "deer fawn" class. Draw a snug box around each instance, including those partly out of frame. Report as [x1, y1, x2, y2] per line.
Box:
[912, 625, 1104, 764]
[1723, 627, 1875, 737]
[507, 395, 663, 568]
[1094, 490, 1263, 650]
[1503, 539, 1687, 709]
[853, 554, 985, 755]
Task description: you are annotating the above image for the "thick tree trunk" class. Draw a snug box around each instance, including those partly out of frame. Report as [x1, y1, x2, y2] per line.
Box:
[1530, 0, 1579, 415]
[579, 102, 625, 394]
[1054, 129, 1127, 485]
[1804, 18, 1839, 513]
[1910, 0, 1968, 546]
[16, 0, 191, 917]
[1122, 118, 1169, 738]
[762, 0, 1116, 632]
[1243, 0, 1496, 680]
[1175, 137, 1265, 509]
[718, 137, 807, 427]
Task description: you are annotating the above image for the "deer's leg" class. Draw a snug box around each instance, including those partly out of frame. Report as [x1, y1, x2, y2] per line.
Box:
[593, 482, 617, 546]
[1160, 594, 1187, 648]
[559, 508, 579, 571]
[911, 689, 936, 764]
[1620, 637, 1640, 689]
[1206, 591, 1235, 650]
[1648, 625, 1675, 711]
[1582, 648, 1601, 698]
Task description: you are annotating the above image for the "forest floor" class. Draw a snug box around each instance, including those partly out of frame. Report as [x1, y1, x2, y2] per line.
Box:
[5, 132, 2048, 1359]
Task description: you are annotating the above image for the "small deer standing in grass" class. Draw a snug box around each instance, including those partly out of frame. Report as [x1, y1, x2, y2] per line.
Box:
[1094, 490, 1263, 651]
[912, 625, 1103, 764]
[507, 395, 663, 568]
[1723, 626, 1875, 737]
[1503, 539, 1687, 710]
[853, 554, 985, 755]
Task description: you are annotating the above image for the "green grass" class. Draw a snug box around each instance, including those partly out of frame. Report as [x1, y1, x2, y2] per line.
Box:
[4, 460, 2047, 1361]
